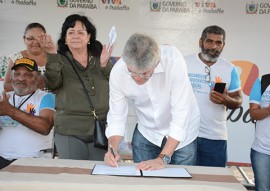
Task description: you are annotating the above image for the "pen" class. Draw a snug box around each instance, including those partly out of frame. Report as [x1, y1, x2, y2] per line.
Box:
[109, 144, 118, 167]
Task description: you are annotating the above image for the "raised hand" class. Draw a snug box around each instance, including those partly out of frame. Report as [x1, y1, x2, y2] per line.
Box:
[36, 33, 57, 54]
[100, 44, 113, 68]
[0, 91, 12, 116]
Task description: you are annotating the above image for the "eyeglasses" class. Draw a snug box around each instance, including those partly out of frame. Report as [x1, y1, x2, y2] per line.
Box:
[205, 66, 211, 83]
[127, 67, 154, 80]
[24, 36, 38, 42]
[128, 71, 153, 79]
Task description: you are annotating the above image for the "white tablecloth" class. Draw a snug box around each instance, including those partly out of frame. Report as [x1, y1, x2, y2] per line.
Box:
[0, 158, 247, 191]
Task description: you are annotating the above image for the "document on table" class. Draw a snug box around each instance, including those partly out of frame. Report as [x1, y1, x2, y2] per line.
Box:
[142, 167, 192, 178]
[92, 164, 141, 176]
[91, 164, 192, 178]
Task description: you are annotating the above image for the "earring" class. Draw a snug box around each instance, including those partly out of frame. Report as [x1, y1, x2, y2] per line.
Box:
[65, 42, 67, 44]
[88, 41, 90, 44]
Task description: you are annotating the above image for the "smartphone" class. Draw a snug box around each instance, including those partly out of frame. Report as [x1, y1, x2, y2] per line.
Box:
[214, 82, 226, 94]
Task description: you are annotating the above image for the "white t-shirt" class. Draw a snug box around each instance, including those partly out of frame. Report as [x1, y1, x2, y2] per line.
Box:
[185, 53, 241, 140]
[249, 77, 270, 155]
[0, 89, 55, 160]
[106, 45, 200, 150]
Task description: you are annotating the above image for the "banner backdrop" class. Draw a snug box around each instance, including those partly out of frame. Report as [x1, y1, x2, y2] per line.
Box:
[1, 0, 270, 164]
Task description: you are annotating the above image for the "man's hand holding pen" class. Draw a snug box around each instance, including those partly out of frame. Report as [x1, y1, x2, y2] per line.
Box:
[104, 144, 120, 167]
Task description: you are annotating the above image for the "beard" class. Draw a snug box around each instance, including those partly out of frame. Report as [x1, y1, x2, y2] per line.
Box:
[201, 43, 222, 63]
[12, 82, 37, 96]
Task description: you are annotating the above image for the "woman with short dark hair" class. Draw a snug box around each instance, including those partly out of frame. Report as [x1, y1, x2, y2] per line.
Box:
[38, 14, 113, 161]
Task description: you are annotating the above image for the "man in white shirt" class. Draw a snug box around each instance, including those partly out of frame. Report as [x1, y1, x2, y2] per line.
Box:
[105, 33, 200, 170]
[185, 25, 242, 167]
[0, 58, 55, 169]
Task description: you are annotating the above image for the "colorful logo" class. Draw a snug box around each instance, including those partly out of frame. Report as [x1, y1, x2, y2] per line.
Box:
[26, 103, 36, 115]
[194, 0, 216, 8]
[215, 76, 223, 83]
[101, 0, 122, 4]
[231, 61, 259, 96]
[246, 2, 258, 14]
[209, 76, 223, 91]
[193, 0, 224, 14]
[57, 0, 68, 7]
[150, 0, 161, 12]
[101, 0, 129, 11]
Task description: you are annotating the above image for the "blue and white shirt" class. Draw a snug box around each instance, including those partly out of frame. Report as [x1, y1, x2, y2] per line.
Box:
[185, 53, 241, 140]
[0, 89, 55, 160]
[250, 77, 270, 155]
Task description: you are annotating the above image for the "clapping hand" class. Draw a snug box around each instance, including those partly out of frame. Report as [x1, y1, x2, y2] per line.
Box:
[100, 45, 113, 68]
[36, 33, 57, 54]
[0, 91, 12, 116]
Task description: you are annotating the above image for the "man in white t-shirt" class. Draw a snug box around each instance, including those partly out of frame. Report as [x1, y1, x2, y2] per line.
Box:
[104, 33, 200, 170]
[185, 25, 242, 167]
[0, 57, 55, 169]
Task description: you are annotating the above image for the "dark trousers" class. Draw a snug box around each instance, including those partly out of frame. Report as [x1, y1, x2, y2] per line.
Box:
[197, 137, 227, 167]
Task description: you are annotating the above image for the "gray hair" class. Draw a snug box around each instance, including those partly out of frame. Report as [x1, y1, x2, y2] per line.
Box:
[11, 70, 40, 96]
[122, 33, 160, 71]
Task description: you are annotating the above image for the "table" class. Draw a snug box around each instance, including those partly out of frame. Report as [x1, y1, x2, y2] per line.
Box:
[0, 158, 247, 191]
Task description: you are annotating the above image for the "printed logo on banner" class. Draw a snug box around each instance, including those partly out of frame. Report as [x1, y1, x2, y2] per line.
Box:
[232, 61, 259, 96]
[246, 1, 270, 14]
[101, 0, 130, 11]
[193, 0, 224, 14]
[246, 2, 258, 14]
[227, 61, 259, 126]
[57, 0, 99, 9]
[150, 0, 191, 13]
[10, 0, 37, 5]
[150, 0, 161, 12]
[57, 0, 68, 7]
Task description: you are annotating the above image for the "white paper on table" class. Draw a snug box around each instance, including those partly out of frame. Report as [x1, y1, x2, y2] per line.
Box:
[108, 26, 117, 51]
[92, 164, 192, 178]
[142, 167, 192, 178]
[92, 164, 141, 176]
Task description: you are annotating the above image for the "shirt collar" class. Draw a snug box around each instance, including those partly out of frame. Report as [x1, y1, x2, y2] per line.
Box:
[153, 61, 164, 74]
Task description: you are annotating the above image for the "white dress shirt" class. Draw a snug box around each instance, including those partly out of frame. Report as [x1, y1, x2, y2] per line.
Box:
[106, 45, 200, 150]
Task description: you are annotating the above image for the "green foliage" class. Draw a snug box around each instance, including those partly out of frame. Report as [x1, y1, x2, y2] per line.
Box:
[0, 56, 8, 80]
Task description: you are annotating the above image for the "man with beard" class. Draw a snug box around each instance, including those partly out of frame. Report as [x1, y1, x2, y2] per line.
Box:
[185, 25, 242, 167]
[0, 57, 55, 169]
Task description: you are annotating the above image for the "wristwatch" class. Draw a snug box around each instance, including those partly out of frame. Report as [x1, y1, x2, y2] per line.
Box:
[158, 154, 171, 164]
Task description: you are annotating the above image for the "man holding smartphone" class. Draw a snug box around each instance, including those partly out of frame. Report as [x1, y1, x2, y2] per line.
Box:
[185, 25, 242, 167]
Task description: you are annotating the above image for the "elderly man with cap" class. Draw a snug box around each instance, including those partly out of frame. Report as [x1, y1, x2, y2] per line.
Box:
[0, 57, 55, 169]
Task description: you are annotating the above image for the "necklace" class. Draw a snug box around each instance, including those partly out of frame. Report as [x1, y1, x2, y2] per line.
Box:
[13, 91, 35, 109]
